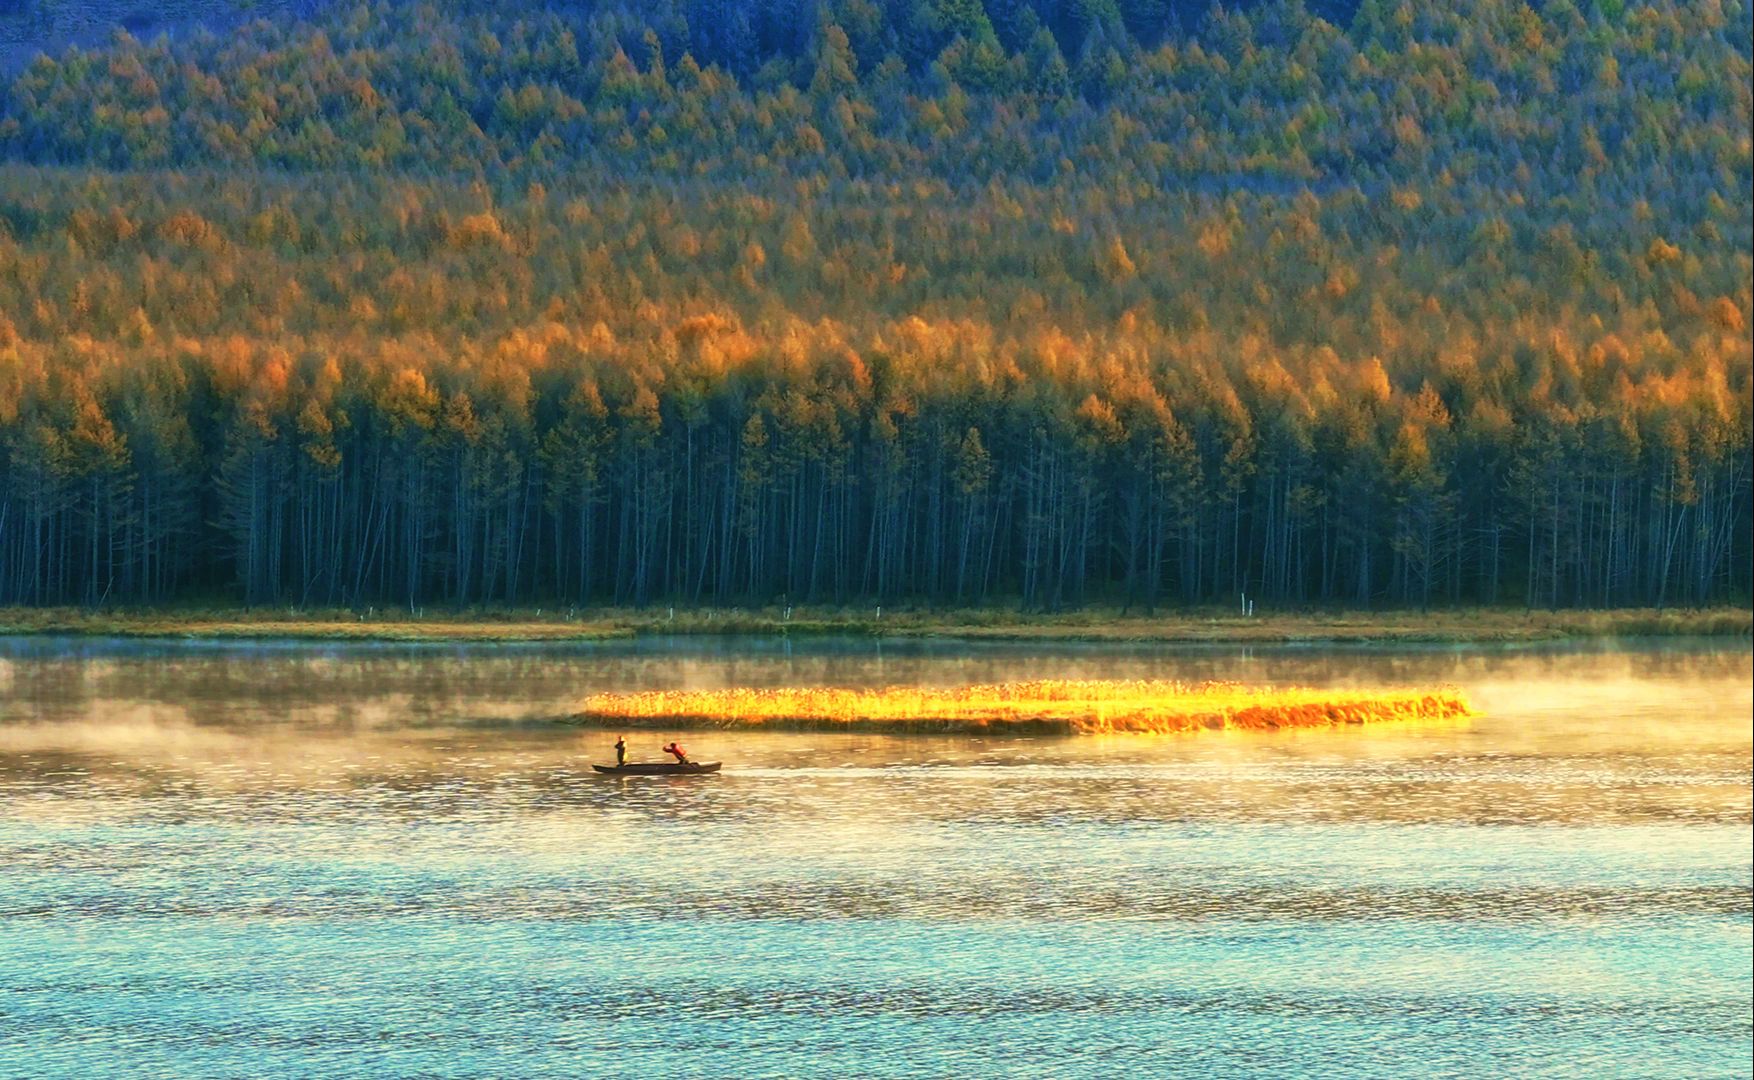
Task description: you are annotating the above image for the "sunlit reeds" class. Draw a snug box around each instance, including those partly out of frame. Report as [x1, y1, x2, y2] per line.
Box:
[576, 679, 1475, 735]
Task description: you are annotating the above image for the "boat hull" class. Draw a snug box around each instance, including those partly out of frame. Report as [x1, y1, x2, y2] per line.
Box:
[592, 762, 722, 776]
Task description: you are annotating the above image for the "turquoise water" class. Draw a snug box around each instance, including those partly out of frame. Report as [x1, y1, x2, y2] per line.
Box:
[2, 638, 1749, 1078]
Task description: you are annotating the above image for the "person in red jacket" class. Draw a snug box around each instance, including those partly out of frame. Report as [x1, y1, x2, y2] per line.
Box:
[662, 741, 690, 765]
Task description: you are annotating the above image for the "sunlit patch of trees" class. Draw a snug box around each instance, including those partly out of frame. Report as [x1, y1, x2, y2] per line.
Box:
[0, 0, 1748, 610]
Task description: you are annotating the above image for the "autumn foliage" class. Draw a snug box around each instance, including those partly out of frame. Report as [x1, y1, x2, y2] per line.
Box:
[0, 0, 1748, 610]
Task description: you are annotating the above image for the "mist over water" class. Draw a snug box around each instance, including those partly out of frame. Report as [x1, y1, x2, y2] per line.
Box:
[1, 637, 1749, 1078]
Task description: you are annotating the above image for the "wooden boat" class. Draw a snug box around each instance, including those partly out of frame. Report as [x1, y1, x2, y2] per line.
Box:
[592, 761, 722, 776]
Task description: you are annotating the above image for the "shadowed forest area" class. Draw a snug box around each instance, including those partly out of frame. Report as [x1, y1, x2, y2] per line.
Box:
[0, 0, 1747, 612]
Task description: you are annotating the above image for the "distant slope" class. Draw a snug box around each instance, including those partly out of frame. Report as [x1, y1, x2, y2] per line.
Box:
[0, 1, 333, 72]
[0, 0, 1746, 612]
[0, 0, 1370, 74]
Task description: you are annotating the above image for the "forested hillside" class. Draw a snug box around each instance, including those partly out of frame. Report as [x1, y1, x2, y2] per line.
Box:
[0, 0, 1748, 611]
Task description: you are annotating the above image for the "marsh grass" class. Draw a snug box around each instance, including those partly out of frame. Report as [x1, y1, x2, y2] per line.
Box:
[574, 679, 1477, 735]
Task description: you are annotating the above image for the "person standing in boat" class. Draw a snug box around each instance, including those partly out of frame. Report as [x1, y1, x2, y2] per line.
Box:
[663, 741, 690, 765]
[614, 736, 627, 767]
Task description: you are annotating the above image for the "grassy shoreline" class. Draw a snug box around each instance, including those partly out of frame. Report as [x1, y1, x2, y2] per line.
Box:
[0, 604, 1747, 645]
[569, 680, 1477, 736]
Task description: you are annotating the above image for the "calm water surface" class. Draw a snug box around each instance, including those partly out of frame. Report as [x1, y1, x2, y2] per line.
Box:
[1, 636, 1749, 1078]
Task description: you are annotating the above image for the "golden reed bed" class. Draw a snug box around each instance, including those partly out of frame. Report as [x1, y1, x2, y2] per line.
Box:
[575, 679, 1475, 735]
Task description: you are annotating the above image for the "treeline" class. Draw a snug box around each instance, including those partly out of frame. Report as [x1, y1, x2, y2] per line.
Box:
[2, 298, 1745, 610]
[0, 0, 1749, 610]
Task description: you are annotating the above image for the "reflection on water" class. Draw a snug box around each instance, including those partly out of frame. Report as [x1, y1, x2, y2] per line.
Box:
[1, 636, 1749, 1078]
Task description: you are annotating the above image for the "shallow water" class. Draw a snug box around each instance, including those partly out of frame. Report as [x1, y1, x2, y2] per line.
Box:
[1, 636, 1749, 1078]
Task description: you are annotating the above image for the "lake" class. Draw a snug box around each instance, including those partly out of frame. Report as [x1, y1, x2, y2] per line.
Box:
[1, 635, 1749, 1078]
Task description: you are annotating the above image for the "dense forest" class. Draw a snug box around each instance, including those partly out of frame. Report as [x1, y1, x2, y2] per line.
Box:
[0, 0, 1748, 611]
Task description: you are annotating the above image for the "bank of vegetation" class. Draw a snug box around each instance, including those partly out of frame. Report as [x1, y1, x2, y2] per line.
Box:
[573, 678, 1477, 734]
[1, 603, 1745, 643]
[0, 0, 1748, 614]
